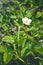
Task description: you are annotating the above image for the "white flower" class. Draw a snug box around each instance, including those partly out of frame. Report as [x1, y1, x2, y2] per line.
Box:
[22, 17, 32, 25]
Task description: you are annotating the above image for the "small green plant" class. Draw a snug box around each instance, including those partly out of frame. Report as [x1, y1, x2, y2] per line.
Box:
[0, 0, 43, 65]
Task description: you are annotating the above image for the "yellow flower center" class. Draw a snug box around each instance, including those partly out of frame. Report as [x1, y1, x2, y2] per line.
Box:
[25, 20, 28, 23]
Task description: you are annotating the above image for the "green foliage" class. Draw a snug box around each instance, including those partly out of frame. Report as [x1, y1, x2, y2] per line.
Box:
[0, 0, 43, 65]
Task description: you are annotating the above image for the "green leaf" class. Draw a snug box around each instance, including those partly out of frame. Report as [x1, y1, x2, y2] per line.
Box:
[21, 47, 28, 57]
[2, 35, 14, 43]
[21, 47, 30, 57]
[0, 45, 6, 52]
[36, 11, 43, 18]
[3, 53, 12, 64]
[3, 52, 7, 63]
[34, 46, 43, 55]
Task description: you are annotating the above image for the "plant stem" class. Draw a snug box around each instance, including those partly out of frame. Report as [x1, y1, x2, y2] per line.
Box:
[18, 26, 20, 55]
[18, 26, 20, 40]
